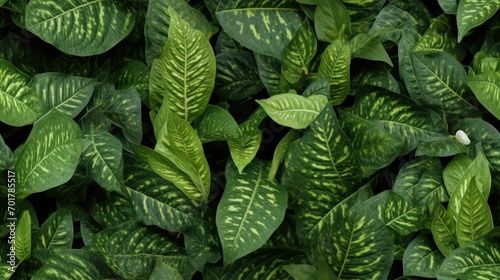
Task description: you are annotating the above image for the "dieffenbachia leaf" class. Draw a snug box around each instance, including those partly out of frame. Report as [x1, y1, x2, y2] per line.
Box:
[33, 208, 73, 250]
[108, 60, 149, 105]
[257, 93, 328, 129]
[125, 165, 200, 232]
[282, 19, 317, 84]
[416, 135, 468, 157]
[15, 109, 86, 197]
[412, 14, 457, 55]
[349, 33, 393, 66]
[153, 8, 215, 121]
[317, 36, 351, 105]
[314, 0, 351, 42]
[81, 130, 125, 195]
[149, 261, 184, 280]
[456, 179, 493, 246]
[431, 203, 457, 257]
[14, 211, 31, 263]
[0, 58, 44, 126]
[0, 135, 14, 171]
[439, 0, 458, 14]
[89, 189, 135, 229]
[215, 49, 263, 101]
[102, 88, 142, 145]
[345, 88, 447, 155]
[93, 221, 195, 279]
[31, 249, 116, 280]
[351, 64, 400, 95]
[467, 70, 500, 120]
[438, 237, 500, 278]
[216, 159, 287, 266]
[255, 53, 288, 96]
[461, 265, 500, 280]
[269, 129, 300, 180]
[302, 78, 330, 97]
[215, 31, 243, 54]
[456, 0, 500, 42]
[28, 73, 95, 119]
[216, 0, 305, 59]
[191, 104, 240, 143]
[25, 0, 136, 56]
[282, 264, 316, 280]
[403, 234, 445, 278]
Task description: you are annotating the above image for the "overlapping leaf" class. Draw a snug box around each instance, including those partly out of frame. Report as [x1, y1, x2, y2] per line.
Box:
[33, 208, 73, 250]
[89, 189, 135, 229]
[282, 19, 317, 83]
[191, 104, 240, 143]
[314, 0, 350, 42]
[14, 211, 31, 263]
[467, 71, 500, 120]
[403, 234, 445, 278]
[432, 203, 457, 257]
[269, 129, 300, 180]
[457, 0, 500, 42]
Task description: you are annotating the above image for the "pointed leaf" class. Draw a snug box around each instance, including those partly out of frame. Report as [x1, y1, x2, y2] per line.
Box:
[282, 19, 317, 84]
[269, 129, 300, 180]
[33, 208, 73, 250]
[314, 0, 351, 42]
[457, 0, 500, 42]
[416, 136, 468, 157]
[255, 53, 284, 96]
[14, 211, 31, 263]
[89, 189, 135, 229]
[318, 36, 351, 105]
[403, 234, 445, 278]
[462, 265, 500, 280]
[432, 203, 457, 257]
[467, 70, 500, 120]
[216, 159, 287, 266]
[191, 104, 240, 143]
[349, 34, 393, 66]
[103, 88, 142, 145]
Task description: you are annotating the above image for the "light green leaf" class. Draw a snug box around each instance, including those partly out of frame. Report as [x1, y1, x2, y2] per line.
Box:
[467, 70, 500, 120]
[15, 109, 85, 197]
[14, 211, 31, 263]
[431, 203, 457, 257]
[318, 36, 351, 105]
[155, 8, 215, 122]
[257, 93, 328, 129]
[282, 19, 317, 84]
[346, 88, 447, 155]
[416, 136, 468, 157]
[457, 0, 500, 42]
[25, 0, 136, 56]
[269, 129, 300, 180]
[0, 58, 44, 126]
[462, 265, 500, 280]
[28, 73, 95, 119]
[403, 234, 445, 278]
[215, 50, 263, 101]
[456, 179, 493, 246]
[81, 130, 125, 195]
[125, 165, 200, 232]
[33, 208, 73, 250]
[216, 0, 305, 59]
[314, 0, 350, 42]
[438, 237, 500, 278]
[191, 104, 240, 143]
[216, 159, 287, 266]
[349, 34, 393, 66]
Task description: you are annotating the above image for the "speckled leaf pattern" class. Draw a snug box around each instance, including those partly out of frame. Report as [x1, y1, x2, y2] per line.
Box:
[109, 60, 150, 106]
[457, 0, 500, 42]
[0, 58, 44, 126]
[216, 159, 287, 266]
[191, 104, 240, 143]
[318, 36, 351, 105]
[257, 93, 328, 129]
[461, 265, 500, 280]
[81, 130, 125, 195]
[431, 203, 457, 257]
[125, 165, 200, 232]
[346, 88, 447, 155]
[103, 88, 142, 144]
[89, 189, 135, 229]
[31, 249, 116, 280]
[216, 0, 305, 59]
[315, 0, 351, 42]
[467, 70, 500, 120]
[28, 73, 95, 118]
[282, 19, 317, 84]
[416, 136, 468, 157]
[15, 109, 85, 197]
[403, 234, 445, 278]
[33, 208, 73, 250]
[158, 8, 215, 122]
[255, 53, 284, 96]
[93, 222, 195, 279]
[14, 211, 31, 263]
[25, 0, 136, 56]
[0, 135, 13, 171]
[438, 237, 500, 278]
[349, 34, 393, 66]
[413, 15, 457, 55]
[269, 129, 300, 180]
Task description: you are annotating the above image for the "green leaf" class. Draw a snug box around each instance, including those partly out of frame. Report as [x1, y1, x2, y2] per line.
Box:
[346, 88, 447, 155]
[31, 249, 116, 280]
[412, 14, 457, 55]
[125, 165, 200, 232]
[302, 78, 330, 97]
[349, 34, 393, 66]
[102, 88, 142, 145]
[351, 64, 400, 94]
[416, 136, 468, 157]
[282, 264, 316, 280]
[257, 93, 328, 129]
[318, 36, 351, 105]
[314, 0, 351, 42]
[108, 60, 150, 105]
[0, 58, 44, 126]
[269, 129, 300, 180]
[456, 179, 493, 246]
[282, 19, 317, 84]
[149, 261, 184, 280]
[216, 0, 305, 59]
[28, 73, 95, 119]
[15, 109, 85, 197]
[0, 135, 14, 171]
[93, 221, 194, 279]
[467, 71, 500, 120]
[431, 203, 457, 257]
[216, 159, 287, 266]
[215, 31, 243, 54]
[439, 0, 458, 14]
[457, 0, 500, 42]
[81, 130, 125, 195]
[33, 208, 73, 250]
[14, 211, 31, 263]
[155, 8, 215, 122]
[89, 189, 135, 229]
[255, 53, 286, 96]
[462, 265, 500, 280]
[25, 0, 136, 56]
[403, 234, 445, 278]
[191, 104, 240, 143]
[438, 237, 500, 278]
[215, 50, 263, 101]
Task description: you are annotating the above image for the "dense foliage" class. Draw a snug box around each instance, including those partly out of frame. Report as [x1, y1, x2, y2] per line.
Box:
[2, 0, 500, 279]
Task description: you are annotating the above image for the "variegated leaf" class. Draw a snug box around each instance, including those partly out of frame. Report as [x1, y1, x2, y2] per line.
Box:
[457, 0, 500, 42]
[269, 129, 300, 180]
[0, 135, 14, 171]
[89, 188, 135, 229]
[255, 53, 286, 96]
[467, 70, 500, 120]
[25, 0, 136, 56]
[314, 0, 351, 42]
[416, 135, 468, 157]
[103, 88, 142, 145]
[431, 203, 457, 257]
[461, 265, 500, 280]
[216, 159, 287, 266]
[282, 19, 317, 84]
[216, 0, 305, 59]
[318, 36, 351, 105]
[14, 211, 31, 263]
[33, 208, 73, 250]
[351, 64, 400, 94]
[191, 104, 240, 143]
[412, 14, 457, 55]
[109, 60, 149, 105]
[403, 234, 445, 278]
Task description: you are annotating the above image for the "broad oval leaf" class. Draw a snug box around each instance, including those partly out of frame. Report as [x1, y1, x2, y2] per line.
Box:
[282, 19, 317, 84]
[349, 34, 393, 66]
[431, 203, 457, 257]
[403, 234, 445, 278]
[314, 0, 351, 42]
[318, 36, 351, 105]
[216, 0, 305, 59]
[103, 88, 142, 145]
[415, 136, 468, 157]
[15, 109, 85, 196]
[216, 159, 287, 266]
[33, 208, 73, 250]
[467, 70, 500, 120]
[257, 93, 328, 129]
[191, 104, 240, 143]
[25, 0, 136, 56]
[457, 0, 500, 42]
